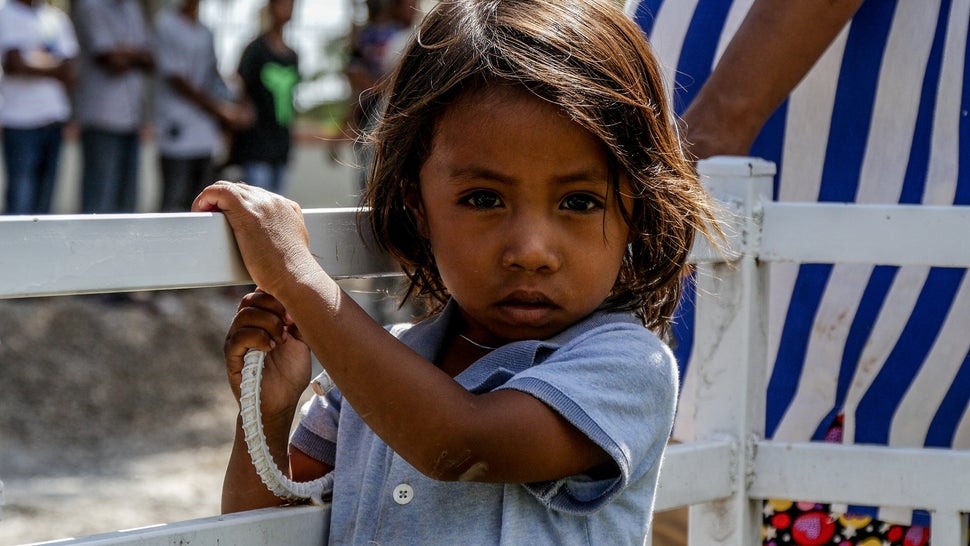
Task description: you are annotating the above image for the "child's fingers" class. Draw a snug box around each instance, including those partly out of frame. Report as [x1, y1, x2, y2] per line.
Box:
[192, 183, 315, 296]
[235, 291, 292, 343]
[237, 289, 288, 317]
[224, 326, 278, 366]
[191, 180, 242, 213]
[286, 322, 305, 343]
[229, 305, 289, 346]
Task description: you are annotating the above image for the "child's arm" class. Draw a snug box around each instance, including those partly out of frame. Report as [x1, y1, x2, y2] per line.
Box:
[195, 183, 612, 485]
[219, 290, 334, 513]
[222, 420, 334, 513]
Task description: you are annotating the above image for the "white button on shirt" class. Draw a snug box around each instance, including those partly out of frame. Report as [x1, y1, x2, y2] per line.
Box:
[392, 484, 413, 505]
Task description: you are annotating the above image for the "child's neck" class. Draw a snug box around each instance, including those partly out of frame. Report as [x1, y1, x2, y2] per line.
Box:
[436, 334, 492, 378]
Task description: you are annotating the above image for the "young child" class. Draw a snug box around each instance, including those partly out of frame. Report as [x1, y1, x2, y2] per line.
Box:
[194, 0, 722, 542]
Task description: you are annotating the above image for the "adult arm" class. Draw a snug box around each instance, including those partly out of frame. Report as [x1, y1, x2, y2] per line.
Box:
[75, 0, 154, 75]
[94, 48, 155, 75]
[681, 0, 864, 159]
[154, 17, 243, 130]
[1, 49, 77, 86]
[166, 74, 235, 123]
[166, 74, 209, 109]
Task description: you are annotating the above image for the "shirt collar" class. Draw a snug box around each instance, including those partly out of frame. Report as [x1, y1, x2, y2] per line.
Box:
[394, 299, 640, 392]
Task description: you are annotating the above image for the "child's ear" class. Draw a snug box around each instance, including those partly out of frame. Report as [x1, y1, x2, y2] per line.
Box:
[405, 187, 429, 238]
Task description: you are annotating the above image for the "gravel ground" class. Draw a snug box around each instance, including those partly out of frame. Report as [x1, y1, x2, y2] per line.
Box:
[0, 289, 242, 545]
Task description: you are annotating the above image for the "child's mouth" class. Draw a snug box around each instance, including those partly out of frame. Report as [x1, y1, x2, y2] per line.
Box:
[498, 290, 554, 306]
[496, 292, 557, 323]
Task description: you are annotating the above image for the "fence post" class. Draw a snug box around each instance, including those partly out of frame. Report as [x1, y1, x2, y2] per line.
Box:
[686, 156, 775, 546]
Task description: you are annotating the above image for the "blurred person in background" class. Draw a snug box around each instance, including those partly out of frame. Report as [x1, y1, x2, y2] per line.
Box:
[0, 0, 77, 214]
[330, 0, 418, 192]
[153, 0, 248, 212]
[227, 0, 299, 195]
[327, 0, 421, 325]
[628, 0, 969, 544]
[74, 0, 154, 214]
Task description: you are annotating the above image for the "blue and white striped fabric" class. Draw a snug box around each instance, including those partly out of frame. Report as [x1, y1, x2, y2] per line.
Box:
[626, 0, 970, 521]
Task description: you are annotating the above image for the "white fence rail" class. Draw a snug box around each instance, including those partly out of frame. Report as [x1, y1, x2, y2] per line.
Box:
[0, 208, 397, 299]
[1, 156, 967, 545]
[31, 506, 330, 546]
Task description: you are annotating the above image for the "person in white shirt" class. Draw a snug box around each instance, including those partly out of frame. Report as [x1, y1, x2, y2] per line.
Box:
[0, 0, 78, 214]
[153, 0, 247, 211]
[74, 0, 154, 213]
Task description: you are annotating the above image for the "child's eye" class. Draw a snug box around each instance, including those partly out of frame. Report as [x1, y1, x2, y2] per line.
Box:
[561, 193, 603, 212]
[461, 190, 504, 210]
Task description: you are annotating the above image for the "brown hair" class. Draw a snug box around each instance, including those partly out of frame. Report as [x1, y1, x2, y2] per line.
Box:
[361, 0, 722, 335]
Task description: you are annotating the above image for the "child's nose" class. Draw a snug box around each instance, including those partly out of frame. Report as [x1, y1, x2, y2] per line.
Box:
[500, 215, 562, 273]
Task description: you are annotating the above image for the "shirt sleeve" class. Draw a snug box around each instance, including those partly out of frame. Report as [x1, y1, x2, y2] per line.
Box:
[236, 41, 259, 88]
[497, 324, 678, 515]
[52, 9, 79, 59]
[290, 386, 342, 466]
[0, 10, 19, 54]
[74, 1, 114, 55]
[290, 325, 413, 466]
[153, 14, 186, 78]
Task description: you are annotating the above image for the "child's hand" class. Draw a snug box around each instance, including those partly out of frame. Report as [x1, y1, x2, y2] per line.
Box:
[225, 289, 311, 420]
[193, 182, 320, 297]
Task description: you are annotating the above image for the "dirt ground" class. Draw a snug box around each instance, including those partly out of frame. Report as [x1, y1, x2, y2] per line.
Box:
[0, 289, 243, 545]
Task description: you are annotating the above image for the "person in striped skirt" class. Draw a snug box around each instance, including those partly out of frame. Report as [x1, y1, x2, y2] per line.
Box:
[626, 0, 969, 544]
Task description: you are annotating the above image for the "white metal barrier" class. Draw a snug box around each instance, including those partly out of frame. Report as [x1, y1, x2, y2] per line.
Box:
[1, 156, 968, 545]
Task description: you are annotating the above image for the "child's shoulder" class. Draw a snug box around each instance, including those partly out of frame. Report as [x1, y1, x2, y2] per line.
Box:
[545, 311, 678, 383]
[556, 309, 666, 350]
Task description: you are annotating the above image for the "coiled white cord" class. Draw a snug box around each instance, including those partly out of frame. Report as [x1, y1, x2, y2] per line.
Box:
[240, 349, 334, 505]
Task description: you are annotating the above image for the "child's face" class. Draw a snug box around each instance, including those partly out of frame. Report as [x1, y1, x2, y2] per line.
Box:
[416, 87, 632, 344]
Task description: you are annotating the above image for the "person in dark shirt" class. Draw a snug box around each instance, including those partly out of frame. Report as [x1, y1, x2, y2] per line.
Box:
[229, 0, 299, 194]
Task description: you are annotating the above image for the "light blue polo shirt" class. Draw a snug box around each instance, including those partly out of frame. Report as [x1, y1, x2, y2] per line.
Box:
[291, 301, 677, 545]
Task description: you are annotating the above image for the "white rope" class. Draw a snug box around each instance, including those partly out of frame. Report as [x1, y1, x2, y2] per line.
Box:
[240, 349, 334, 505]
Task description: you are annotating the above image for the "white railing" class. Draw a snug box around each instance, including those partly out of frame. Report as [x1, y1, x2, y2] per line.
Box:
[681, 159, 970, 546]
[1, 156, 967, 545]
